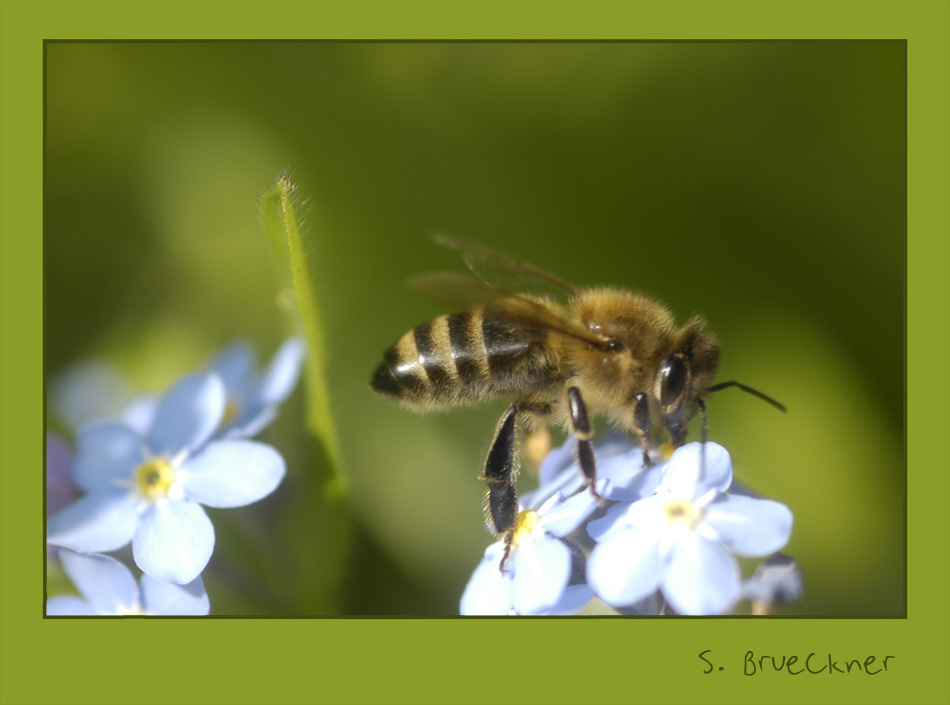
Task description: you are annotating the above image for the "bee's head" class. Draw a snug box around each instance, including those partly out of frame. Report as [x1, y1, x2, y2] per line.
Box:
[654, 316, 721, 444]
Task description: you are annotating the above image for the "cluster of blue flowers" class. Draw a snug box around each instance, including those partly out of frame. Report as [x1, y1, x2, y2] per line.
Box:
[46, 338, 305, 616]
[461, 434, 799, 616]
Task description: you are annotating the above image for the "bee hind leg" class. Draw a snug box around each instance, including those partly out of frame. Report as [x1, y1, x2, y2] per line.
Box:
[482, 400, 552, 571]
[487, 482, 519, 572]
[567, 387, 603, 500]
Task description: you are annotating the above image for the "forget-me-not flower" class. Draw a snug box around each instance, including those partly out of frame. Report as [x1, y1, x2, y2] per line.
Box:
[50, 359, 159, 436]
[206, 336, 306, 439]
[460, 490, 596, 616]
[46, 432, 76, 518]
[522, 431, 667, 510]
[47, 432, 77, 558]
[49, 336, 305, 441]
[586, 442, 793, 615]
[50, 361, 134, 433]
[741, 553, 804, 614]
[47, 549, 209, 616]
[47, 371, 286, 584]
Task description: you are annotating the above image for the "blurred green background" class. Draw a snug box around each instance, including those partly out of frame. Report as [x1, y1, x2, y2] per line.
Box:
[45, 41, 904, 616]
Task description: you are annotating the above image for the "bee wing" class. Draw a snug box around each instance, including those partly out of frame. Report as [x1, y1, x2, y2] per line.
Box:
[409, 271, 604, 348]
[432, 233, 579, 305]
[407, 272, 505, 310]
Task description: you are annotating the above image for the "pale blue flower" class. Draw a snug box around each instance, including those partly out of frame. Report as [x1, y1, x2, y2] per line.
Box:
[50, 361, 136, 432]
[460, 491, 595, 616]
[46, 432, 76, 517]
[741, 553, 804, 608]
[50, 359, 160, 436]
[119, 394, 160, 436]
[207, 336, 306, 438]
[49, 336, 305, 441]
[462, 433, 672, 616]
[522, 431, 666, 510]
[47, 371, 286, 584]
[586, 442, 793, 615]
[47, 549, 209, 616]
[47, 432, 77, 559]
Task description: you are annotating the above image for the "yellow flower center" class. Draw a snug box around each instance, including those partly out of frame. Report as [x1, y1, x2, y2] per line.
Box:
[135, 458, 176, 500]
[662, 498, 702, 529]
[510, 509, 541, 550]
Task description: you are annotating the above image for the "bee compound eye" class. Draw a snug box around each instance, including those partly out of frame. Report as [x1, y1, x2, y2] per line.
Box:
[606, 338, 622, 352]
[659, 355, 689, 410]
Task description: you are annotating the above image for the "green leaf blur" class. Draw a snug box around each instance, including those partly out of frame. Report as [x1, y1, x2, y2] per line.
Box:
[46, 42, 904, 616]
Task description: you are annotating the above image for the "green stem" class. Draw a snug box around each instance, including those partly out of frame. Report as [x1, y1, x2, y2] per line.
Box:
[261, 175, 346, 497]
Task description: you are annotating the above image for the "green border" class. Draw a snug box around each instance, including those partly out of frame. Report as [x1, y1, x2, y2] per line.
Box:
[2, 2, 947, 704]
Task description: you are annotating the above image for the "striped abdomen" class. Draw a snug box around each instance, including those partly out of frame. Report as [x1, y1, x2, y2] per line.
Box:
[371, 309, 560, 408]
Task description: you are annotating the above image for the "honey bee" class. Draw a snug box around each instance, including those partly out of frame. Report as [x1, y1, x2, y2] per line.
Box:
[370, 235, 783, 566]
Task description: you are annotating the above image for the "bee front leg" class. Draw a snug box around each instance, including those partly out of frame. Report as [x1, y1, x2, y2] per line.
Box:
[483, 400, 551, 571]
[567, 387, 603, 500]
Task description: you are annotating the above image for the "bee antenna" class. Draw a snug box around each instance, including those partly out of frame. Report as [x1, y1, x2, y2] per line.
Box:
[708, 381, 787, 413]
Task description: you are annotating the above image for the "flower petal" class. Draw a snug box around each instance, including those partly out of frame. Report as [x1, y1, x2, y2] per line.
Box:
[50, 361, 129, 431]
[58, 550, 139, 614]
[542, 584, 594, 615]
[533, 433, 660, 504]
[181, 440, 285, 508]
[741, 554, 803, 605]
[221, 406, 276, 440]
[538, 489, 600, 537]
[120, 394, 159, 435]
[141, 574, 210, 615]
[662, 532, 741, 615]
[46, 596, 96, 616]
[460, 544, 513, 615]
[587, 525, 663, 608]
[147, 372, 225, 456]
[597, 450, 665, 502]
[587, 494, 664, 542]
[511, 534, 571, 615]
[47, 489, 139, 553]
[585, 500, 632, 542]
[704, 494, 793, 557]
[663, 442, 732, 498]
[133, 499, 214, 584]
[521, 462, 586, 511]
[208, 342, 256, 393]
[255, 336, 305, 407]
[46, 432, 76, 515]
[73, 423, 144, 493]
[537, 437, 577, 487]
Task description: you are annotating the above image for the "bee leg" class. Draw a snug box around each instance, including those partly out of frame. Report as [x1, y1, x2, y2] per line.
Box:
[666, 398, 705, 447]
[567, 387, 603, 500]
[667, 399, 709, 479]
[633, 392, 654, 468]
[483, 401, 551, 572]
[489, 483, 519, 572]
[698, 398, 708, 444]
[697, 398, 708, 481]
